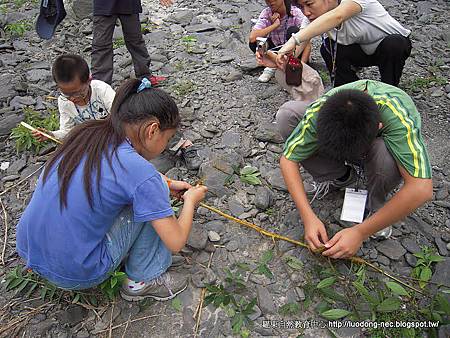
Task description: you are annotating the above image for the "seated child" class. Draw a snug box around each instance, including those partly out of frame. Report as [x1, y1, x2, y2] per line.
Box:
[33, 54, 115, 141]
[249, 0, 311, 82]
[17, 78, 208, 300]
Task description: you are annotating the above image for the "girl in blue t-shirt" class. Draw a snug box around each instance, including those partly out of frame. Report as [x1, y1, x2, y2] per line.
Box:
[16, 78, 207, 301]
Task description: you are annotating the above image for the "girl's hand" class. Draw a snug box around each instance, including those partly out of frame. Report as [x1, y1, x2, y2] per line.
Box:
[31, 128, 51, 142]
[168, 180, 191, 199]
[256, 50, 277, 68]
[159, 0, 173, 7]
[183, 185, 208, 205]
[275, 52, 289, 70]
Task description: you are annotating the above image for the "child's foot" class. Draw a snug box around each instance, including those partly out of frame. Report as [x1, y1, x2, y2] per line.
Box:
[120, 271, 188, 302]
[258, 67, 276, 83]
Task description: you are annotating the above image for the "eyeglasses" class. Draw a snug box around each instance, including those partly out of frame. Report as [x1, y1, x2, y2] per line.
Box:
[60, 83, 90, 101]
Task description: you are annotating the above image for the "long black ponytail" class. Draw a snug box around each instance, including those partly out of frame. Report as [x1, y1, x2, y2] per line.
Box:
[43, 78, 180, 209]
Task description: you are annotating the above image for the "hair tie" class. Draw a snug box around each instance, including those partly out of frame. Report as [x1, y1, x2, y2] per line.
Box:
[137, 77, 152, 93]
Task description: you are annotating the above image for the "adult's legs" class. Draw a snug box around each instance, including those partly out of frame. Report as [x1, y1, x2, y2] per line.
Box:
[92, 15, 117, 85]
[276, 100, 348, 182]
[364, 138, 402, 211]
[320, 38, 377, 87]
[374, 34, 412, 86]
[119, 14, 152, 79]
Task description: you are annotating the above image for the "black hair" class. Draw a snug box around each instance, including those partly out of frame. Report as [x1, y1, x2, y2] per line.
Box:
[316, 89, 380, 162]
[43, 78, 180, 209]
[52, 54, 90, 83]
[285, 0, 293, 16]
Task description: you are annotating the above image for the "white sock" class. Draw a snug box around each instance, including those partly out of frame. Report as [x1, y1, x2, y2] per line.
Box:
[124, 277, 146, 291]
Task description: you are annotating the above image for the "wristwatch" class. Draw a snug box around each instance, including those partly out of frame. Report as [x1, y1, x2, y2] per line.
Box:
[292, 33, 302, 46]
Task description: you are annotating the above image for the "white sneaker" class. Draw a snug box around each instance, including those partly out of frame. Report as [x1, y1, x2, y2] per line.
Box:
[370, 226, 393, 240]
[258, 67, 276, 83]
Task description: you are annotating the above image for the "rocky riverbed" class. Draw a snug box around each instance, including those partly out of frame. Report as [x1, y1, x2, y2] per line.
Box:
[0, 0, 449, 337]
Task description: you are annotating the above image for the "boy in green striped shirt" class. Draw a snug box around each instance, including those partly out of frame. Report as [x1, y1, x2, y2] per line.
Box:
[277, 80, 432, 259]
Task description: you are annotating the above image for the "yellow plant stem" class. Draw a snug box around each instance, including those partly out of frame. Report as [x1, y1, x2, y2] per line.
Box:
[198, 202, 423, 295]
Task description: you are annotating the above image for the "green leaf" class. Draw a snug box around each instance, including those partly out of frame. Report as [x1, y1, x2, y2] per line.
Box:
[243, 298, 257, 315]
[352, 282, 378, 305]
[204, 294, 215, 307]
[15, 279, 29, 294]
[435, 294, 450, 315]
[320, 309, 351, 320]
[376, 297, 401, 312]
[257, 264, 273, 278]
[89, 295, 98, 306]
[171, 297, 183, 312]
[261, 250, 274, 264]
[7, 277, 24, 290]
[240, 166, 258, 176]
[110, 277, 118, 289]
[319, 287, 346, 302]
[317, 277, 337, 289]
[428, 255, 445, 263]
[420, 266, 432, 283]
[413, 252, 425, 259]
[24, 282, 38, 298]
[40, 287, 48, 300]
[232, 314, 244, 334]
[284, 256, 303, 270]
[386, 281, 410, 297]
[240, 175, 262, 185]
[72, 293, 81, 304]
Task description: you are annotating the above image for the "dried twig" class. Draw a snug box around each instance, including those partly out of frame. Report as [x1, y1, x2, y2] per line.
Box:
[0, 164, 45, 197]
[193, 251, 214, 337]
[108, 302, 114, 338]
[120, 314, 131, 338]
[0, 197, 8, 265]
[95, 314, 160, 334]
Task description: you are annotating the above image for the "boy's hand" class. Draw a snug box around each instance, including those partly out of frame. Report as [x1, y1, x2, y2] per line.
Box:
[159, 0, 173, 7]
[168, 180, 191, 199]
[31, 128, 51, 142]
[322, 227, 364, 259]
[183, 185, 208, 206]
[304, 215, 329, 251]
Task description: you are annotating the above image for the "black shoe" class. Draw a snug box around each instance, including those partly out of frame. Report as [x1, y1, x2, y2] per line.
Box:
[181, 145, 203, 170]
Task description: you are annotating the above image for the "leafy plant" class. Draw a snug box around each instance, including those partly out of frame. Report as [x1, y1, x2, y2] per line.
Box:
[171, 79, 196, 97]
[405, 76, 447, 91]
[4, 266, 98, 306]
[5, 20, 32, 38]
[171, 297, 183, 312]
[99, 270, 127, 300]
[254, 249, 273, 278]
[113, 37, 125, 49]
[412, 247, 444, 288]
[283, 255, 303, 270]
[279, 302, 300, 316]
[10, 108, 59, 153]
[180, 35, 197, 53]
[239, 166, 262, 185]
[204, 264, 257, 337]
[319, 69, 330, 84]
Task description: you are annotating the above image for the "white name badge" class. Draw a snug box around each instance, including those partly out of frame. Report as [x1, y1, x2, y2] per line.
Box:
[340, 188, 368, 223]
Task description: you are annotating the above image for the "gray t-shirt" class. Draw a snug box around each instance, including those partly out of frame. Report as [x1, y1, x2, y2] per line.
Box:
[305, 0, 411, 55]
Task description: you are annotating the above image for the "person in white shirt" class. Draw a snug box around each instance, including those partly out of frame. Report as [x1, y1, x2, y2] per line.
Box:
[33, 54, 115, 141]
[270, 0, 411, 87]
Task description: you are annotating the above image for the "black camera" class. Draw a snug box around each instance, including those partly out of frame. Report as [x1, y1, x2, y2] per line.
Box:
[256, 37, 268, 55]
